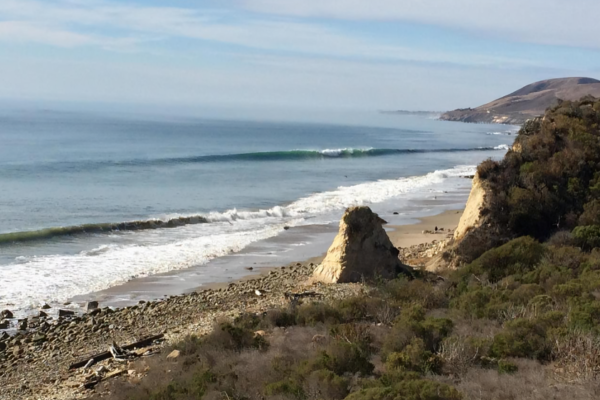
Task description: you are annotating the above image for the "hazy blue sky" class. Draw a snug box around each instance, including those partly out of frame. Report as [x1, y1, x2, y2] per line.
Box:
[1, 0, 600, 119]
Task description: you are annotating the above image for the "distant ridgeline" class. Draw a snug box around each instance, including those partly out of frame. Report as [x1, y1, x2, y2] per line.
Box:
[440, 77, 600, 125]
[453, 96, 600, 263]
[380, 110, 442, 116]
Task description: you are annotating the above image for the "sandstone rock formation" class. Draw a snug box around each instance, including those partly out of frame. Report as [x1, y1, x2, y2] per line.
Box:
[453, 173, 486, 241]
[312, 206, 412, 283]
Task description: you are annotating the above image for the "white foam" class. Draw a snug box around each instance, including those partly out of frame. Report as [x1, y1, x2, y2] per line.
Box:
[0, 164, 477, 310]
[494, 144, 510, 150]
[0, 223, 285, 309]
[319, 148, 372, 157]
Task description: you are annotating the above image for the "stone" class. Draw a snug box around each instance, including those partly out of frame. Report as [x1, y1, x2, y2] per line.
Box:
[17, 319, 27, 331]
[41, 304, 51, 310]
[58, 309, 74, 318]
[88, 308, 101, 316]
[38, 311, 48, 318]
[32, 334, 47, 343]
[166, 350, 180, 360]
[86, 301, 99, 311]
[312, 206, 413, 283]
[1, 310, 13, 319]
[0, 320, 9, 330]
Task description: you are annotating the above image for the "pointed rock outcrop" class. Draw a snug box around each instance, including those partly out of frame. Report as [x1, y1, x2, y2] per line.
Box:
[312, 206, 413, 283]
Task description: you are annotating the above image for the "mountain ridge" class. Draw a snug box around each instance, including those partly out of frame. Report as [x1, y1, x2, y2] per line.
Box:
[440, 77, 600, 124]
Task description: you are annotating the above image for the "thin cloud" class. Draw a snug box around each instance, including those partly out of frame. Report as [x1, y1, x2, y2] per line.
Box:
[0, 21, 93, 47]
[0, 0, 534, 67]
[240, 0, 600, 49]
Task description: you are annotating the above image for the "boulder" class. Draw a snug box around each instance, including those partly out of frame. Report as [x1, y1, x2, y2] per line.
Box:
[312, 206, 413, 283]
[17, 319, 27, 331]
[0, 320, 9, 330]
[58, 309, 75, 317]
[1, 310, 13, 319]
[86, 301, 99, 311]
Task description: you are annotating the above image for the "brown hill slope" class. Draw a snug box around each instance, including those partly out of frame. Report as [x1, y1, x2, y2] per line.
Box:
[440, 77, 600, 124]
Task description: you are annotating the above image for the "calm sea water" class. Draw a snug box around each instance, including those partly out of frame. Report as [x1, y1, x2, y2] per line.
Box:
[0, 109, 516, 311]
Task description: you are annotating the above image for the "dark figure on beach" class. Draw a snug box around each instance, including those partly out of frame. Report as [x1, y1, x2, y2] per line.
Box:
[435, 226, 438, 232]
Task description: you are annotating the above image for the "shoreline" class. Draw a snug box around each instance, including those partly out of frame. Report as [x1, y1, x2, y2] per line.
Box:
[0, 207, 465, 399]
[68, 205, 465, 311]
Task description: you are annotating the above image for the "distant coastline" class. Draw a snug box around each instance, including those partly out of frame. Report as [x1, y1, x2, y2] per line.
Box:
[379, 110, 442, 116]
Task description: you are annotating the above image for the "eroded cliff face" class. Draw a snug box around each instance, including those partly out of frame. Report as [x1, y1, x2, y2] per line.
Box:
[453, 174, 486, 241]
[424, 174, 490, 272]
[312, 206, 412, 283]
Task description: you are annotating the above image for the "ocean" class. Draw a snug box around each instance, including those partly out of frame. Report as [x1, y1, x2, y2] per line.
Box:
[0, 109, 516, 314]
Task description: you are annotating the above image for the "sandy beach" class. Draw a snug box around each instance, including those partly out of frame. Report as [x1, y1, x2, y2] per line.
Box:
[387, 209, 463, 248]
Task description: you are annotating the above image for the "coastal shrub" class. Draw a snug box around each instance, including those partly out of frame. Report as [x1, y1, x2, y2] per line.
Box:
[477, 99, 600, 242]
[573, 225, 600, 251]
[321, 341, 375, 376]
[329, 323, 373, 353]
[509, 284, 545, 305]
[579, 200, 600, 226]
[547, 230, 576, 247]
[381, 305, 452, 360]
[304, 369, 349, 400]
[296, 302, 343, 326]
[461, 236, 545, 283]
[497, 359, 519, 374]
[490, 319, 550, 360]
[477, 159, 499, 180]
[335, 296, 370, 322]
[203, 321, 268, 352]
[345, 380, 462, 400]
[263, 308, 298, 328]
[264, 378, 304, 398]
[568, 299, 600, 331]
[385, 338, 443, 374]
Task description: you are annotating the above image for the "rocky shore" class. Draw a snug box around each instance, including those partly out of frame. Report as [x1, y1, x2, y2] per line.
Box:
[0, 263, 363, 400]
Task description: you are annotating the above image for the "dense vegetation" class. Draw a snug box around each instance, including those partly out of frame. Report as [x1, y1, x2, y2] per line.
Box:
[100, 98, 600, 400]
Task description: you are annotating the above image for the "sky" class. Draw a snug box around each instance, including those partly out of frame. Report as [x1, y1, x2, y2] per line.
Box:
[1, 0, 600, 120]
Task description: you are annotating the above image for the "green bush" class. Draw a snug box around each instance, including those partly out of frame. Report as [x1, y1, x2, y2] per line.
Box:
[573, 225, 600, 251]
[491, 318, 550, 360]
[296, 302, 343, 325]
[345, 380, 462, 400]
[321, 341, 375, 376]
[386, 338, 442, 374]
[508, 284, 544, 305]
[265, 378, 304, 397]
[381, 305, 453, 359]
[463, 236, 545, 283]
[305, 370, 349, 400]
[497, 359, 519, 374]
[568, 299, 600, 331]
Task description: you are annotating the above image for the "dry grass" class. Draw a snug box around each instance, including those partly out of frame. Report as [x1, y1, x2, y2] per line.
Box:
[552, 331, 600, 383]
[436, 359, 600, 400]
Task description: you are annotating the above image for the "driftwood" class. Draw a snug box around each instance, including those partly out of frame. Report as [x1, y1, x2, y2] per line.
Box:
[69, 334, 164, 370]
